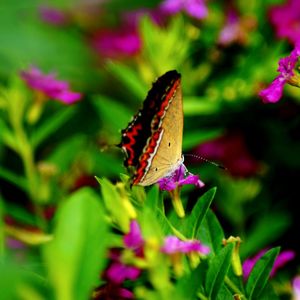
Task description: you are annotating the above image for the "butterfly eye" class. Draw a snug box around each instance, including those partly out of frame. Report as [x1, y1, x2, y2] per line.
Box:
[168, 142, 171, 147]
[155, 168, 158, 171]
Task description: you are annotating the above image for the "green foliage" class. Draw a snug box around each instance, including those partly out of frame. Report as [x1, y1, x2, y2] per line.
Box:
[245, 248, 280, 299]
[0, 0, 298, 299]
[43, 188, 109, 300]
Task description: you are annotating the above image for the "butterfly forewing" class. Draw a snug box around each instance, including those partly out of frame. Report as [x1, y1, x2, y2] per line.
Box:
[120, 70, 183, 186]
[136, 82, 183, 185]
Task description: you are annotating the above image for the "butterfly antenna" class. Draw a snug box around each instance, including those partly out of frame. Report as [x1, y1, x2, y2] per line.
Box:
[184, 154, 227, 170]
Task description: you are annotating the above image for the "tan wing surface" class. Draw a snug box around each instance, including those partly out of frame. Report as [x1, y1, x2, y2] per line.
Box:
[138, 84, 183, 186]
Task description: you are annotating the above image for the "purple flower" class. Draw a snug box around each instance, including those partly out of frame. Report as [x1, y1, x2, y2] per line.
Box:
[157, 164, 204, 191]
[21, 66, 81, 104]
[91, 28, 141, 59]
[269, 0, 300, 45]
[106, 261, 141, 284]
[123, 220, 144, 251]
[242, 249, 295, 280]
[161, 236, 210, 255]
[293, 276, 300, 300]
[160, 0, 208, 20]
[39, 6, 68, 26]
[259, 44, 300, 103]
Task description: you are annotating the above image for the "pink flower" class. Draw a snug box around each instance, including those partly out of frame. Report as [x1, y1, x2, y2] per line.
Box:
[259, 45, 300, 103]
[90, 28, 141, 59]
[123, 220, 144, 251]
[157, 164, 204, 191]
[242, 249, 295, 280]
[160, 0, 208, 20]
[39, 6, 68, 26]
[161, 236, 210, 255]
[21, 66, 81, 104]
[194, 133, 260, 177]
[106, 261, 141, 284]
[269, 0, 300, 45]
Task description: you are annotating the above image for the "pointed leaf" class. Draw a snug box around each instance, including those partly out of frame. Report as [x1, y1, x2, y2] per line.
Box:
[43, 188, 109, 300]
[245, 247, 280, 300]
[174, 261, 208, 300]
[205, 243, 234, 299]
[183, 188, 216, 238]
[97, 177, 131, 232]
[197, 209, 224, 254]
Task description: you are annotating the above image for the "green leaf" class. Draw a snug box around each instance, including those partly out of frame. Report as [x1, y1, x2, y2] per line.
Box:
[0, 166, 27, 192]
[197, 209, 224, 255]
[182, 188, 216, 238]
[0, 118, 18, 151]
[43, 188, 109, 300]
[205, 243, 234, 300]
[106, 61, 147, 101]
[174, 262, 208, 300]
[146, 184, 160, 211]
[245, 247, 280, 300]
[258, 283, 280, 300]
[97, 177, 131, 232]
[140, 16, 190, 74]
[31, 107, 77, 148]
[216, 284, 234, 300]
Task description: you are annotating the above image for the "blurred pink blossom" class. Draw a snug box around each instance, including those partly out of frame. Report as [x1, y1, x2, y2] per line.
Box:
[21, 66, 81, 104]
[39, 6, 68, 25]
[269, 0, 300, 45]
[161, 236, 210, 255]
[160, 0, 208, 20]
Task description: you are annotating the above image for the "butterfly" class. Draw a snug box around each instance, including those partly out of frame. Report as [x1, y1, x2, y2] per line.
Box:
[119, 70, 184, 186]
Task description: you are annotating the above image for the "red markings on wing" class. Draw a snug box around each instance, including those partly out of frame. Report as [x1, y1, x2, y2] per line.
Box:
[133, 128, 162, 184]
[122, 123, 142, 166]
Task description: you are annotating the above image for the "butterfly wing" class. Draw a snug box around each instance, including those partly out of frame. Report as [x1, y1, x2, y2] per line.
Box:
[133, 74, 183, 186]
[120, 70, 183, 186]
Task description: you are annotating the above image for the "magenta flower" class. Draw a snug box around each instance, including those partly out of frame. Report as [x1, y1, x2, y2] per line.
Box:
[91, 28, 141, 59]
[161, 236, 210, 255]
[39, 6, 68, 26]
[193, 133, 260, 177]
[259, 44, 300, 103]
[160, 0, 208, 20]
[242, 249, 295, 280]
[293, 276, 300, 300]
[157, 164, 204, 191]
[21, 66, 81, 104]
[269, 0, 300, 45]
[106, 261, 141, 284]
[123, 220, 144, 251]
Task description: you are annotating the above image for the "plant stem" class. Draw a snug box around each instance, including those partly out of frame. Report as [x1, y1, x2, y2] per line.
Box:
[225, 276, 246, 299]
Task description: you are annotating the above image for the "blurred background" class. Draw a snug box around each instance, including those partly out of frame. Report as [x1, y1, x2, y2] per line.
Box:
[0, 0, 300, 297]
